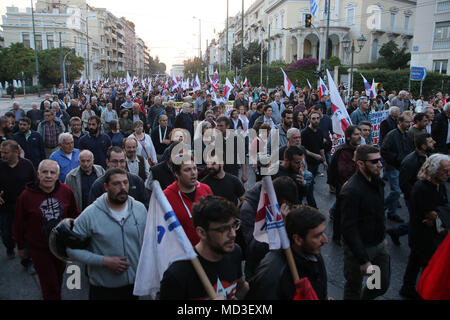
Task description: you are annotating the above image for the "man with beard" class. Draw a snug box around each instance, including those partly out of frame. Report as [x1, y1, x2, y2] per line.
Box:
[160, 195, 249, 300]
[339, 145, 391, 300]
[247, 206, 329, 300]
[201, 152, 245, 206]
[69, 117, 85, 149]
[13, 159, 79, 300]
[67, 168, 147, 300]
[79, 115, 112, 169]
[123, 137, 150, 182]
[13, 117, 46, 169]
[164, 152, 213, 246]
[88, 146, 149, 209]
[147, 96, 165, 131]
[387, 133, 436, 248]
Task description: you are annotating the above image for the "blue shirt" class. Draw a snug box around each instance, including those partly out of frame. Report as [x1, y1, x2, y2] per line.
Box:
[78, 133, 112, 168]
[49, 148, 81, 182]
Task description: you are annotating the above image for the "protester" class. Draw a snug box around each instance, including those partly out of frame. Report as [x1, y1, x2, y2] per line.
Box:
[78, 115, 112, 169]
[13, 159, 79, 300]
[123, 137, 150, 182]
[67, 168, 147, 300]
[128, 120, 158, 166]
[38, 109, 65, 158]
[13, 117, 46, 169]
[49, 133, 80, 182]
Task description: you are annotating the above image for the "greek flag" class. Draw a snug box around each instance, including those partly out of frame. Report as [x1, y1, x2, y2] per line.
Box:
[310, 0, 319, 16]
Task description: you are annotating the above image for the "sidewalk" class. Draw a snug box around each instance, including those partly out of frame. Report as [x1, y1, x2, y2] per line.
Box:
[0, 93, 48, 115]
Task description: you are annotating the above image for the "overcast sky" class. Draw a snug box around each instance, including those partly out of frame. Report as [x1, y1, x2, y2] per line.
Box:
[0, 0, 256, 72]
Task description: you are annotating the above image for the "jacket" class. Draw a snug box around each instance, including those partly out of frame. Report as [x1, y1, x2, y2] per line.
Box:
[164, 181, 212, 246]
[37, 119, 66, 143]
[327, 143, 357, 193]
[269, 101, 285, 124]
[381, 128, 414, 169]
[67, 194, 147, 288]
[379, 116, 398, 146]
[147, 104, 165, 130]
[174, 112, 194, 139]
[101, 109, 119, 125]
[128, 110, 147, 132]
[431, 111, 449, 154]
[339, 170, 385, 264]
[13, 181, 79, 250]
[350, 108, 369, 125]
[247, 249, 328, 300]
[253, 115, 276, 131]
[64, 165, 105, 210]
[399, 150, 427, 200]
[149, 160, 175, 191]
[151, 125, 173, 155]
[49, 148, 81, 182]
[78, 133, 112, 169]
[89, 173, 150, 209]
[119, 118, 134, 137]
[13, 131, 46, 169]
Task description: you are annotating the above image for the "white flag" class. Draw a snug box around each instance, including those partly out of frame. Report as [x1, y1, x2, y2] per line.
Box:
[370, 79, 377, 100]
[318, 77, 329, 98]
[327, 69, 352, 138]
[253, 176, 290, 250]
[5, 81, 9, 89]
[307, 79, 312, 89]
[224, 78, 233, 100]
[17, 80, 22, 88]
[13, 80, 18, 88]
[360, 74, 372, 98]
[133, 181, 197, 297]
[193, 74, 201, 92]
[126, 72, 133, 96]
[280, 68, 295, 97]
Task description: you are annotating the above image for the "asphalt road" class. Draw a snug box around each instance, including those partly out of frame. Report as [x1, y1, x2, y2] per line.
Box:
[0, 162, 417, 300]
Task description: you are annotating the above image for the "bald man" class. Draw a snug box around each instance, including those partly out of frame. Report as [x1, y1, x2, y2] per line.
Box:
[65, 150, 106, 210]
[13, 159, 79, 300]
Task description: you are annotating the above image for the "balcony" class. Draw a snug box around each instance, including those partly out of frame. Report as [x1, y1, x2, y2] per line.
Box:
[433, 39, 450, 50]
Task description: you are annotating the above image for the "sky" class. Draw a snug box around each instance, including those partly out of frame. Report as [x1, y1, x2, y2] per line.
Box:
[0, 0, 256, 72]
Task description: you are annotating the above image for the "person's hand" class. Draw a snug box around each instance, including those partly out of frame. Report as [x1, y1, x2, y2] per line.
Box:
[280, 202, 291, 219]
[162, 139, 171, 145]
[0, 191, 4, 205]
[241, 174, 248, 184]
[423, 211, 438, 227]
[314, 154, 323, 162]
[102, 257, 131, 274]
[295, 174, 305, 186]
[322, 161, 328, 171]
[360, 262, 372, 275]
[236, 280, 250, 300]
[213, 295, 226, 300]
[18, 249, 27, 260]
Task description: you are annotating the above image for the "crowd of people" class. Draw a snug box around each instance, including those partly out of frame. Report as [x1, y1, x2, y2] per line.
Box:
[0, 76, 449, 300]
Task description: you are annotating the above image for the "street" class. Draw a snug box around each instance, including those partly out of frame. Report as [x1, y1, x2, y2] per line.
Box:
[0, 158, 415, 300]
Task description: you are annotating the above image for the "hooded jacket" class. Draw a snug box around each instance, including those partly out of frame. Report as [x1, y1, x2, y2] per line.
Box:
[67, 194, 147, 288]
[13, 181, 80, 251]
[164, 181, 212, 246]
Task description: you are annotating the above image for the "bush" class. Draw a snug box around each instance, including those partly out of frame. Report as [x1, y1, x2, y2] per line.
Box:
[286, 58, 318, 71]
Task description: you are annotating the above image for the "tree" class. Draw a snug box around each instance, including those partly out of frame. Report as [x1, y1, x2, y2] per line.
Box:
[376, 40, 411, 70]
[148, 56, 166, 75]
[183, 57, 206, 77]
[0, 43, 35, 84]
[37, 47, 84, 86]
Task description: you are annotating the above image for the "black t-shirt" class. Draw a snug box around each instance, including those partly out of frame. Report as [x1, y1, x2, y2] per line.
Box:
[160, 245, 243, 300]
[184, 189, 196, 202]
[278, 145, 307, 161]
[0, 158, 37, 211]
[301, 126, 324, 165]
[201, 173, 245, 205]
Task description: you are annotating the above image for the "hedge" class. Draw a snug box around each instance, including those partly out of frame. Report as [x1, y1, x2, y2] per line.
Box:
[346, 69, 450, 98]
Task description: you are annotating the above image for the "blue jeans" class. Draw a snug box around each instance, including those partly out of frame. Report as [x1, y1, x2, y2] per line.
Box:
[384, 167, 401, 217]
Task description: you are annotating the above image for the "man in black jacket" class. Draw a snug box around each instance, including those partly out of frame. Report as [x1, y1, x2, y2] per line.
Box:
[431, 103, 450, 154]
[379, 106, 400, 146]
[13, 117, 46, 169]
[339, 145, 390, 300]
[247, 206, 328, 300]
[381, 113, 414, 223]
[387, 133, 435, 247]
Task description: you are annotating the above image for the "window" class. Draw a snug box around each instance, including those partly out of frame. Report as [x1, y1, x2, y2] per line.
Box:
[346, 8, 355, 25]
[437, 1, 450, 12]
[390, 13, 396, 29]
[22, 33, 30, 48]
[433, 60, 448, 74]
[35, 34, 42, 51]
[433, 21, 450, 49]
[275, 16, 278, 30]
[47, 33, 54, 49]
[404, 15, 410, 30]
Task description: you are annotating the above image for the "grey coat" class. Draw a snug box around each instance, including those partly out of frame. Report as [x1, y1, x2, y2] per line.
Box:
[65, 165, 105, 210]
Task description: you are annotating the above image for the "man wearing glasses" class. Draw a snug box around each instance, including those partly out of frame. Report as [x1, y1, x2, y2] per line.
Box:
[160, 195, 249, 300]
[339, 145, 391, 300]
[88, 146, 149, 209]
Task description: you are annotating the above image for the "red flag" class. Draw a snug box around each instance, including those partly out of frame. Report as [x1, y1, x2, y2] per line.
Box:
[417, 234, 450, 300]
[293, 278, 319, 300]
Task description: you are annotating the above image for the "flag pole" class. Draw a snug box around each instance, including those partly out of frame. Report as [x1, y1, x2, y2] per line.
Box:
[151, 180, 218, 299]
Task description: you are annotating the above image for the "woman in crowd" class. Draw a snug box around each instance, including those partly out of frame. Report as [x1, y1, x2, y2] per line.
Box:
[107, 119, 125, 147]
[129, 120, 158, 166]
[119, 109, 134, 137]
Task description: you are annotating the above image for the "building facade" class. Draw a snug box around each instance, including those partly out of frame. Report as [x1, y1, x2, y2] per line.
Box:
[410, 0, 449, 74]
[121, 17, 137, 74]
[136, 37, 145, 77]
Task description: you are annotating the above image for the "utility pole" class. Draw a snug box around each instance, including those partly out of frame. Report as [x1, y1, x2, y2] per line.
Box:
[199, 19, 202, 59]
[266, 24, 270, 89]
[86, 5, 90, 80]
[59, 32, 64, 85]
[323, 0, 331, 75]
[240, 0, 244, 82]
[226, 0, 229, 80]
[31, 0, 40, 97]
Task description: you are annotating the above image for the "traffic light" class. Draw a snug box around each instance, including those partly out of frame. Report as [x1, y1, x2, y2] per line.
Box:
[305, 14, 312, 28]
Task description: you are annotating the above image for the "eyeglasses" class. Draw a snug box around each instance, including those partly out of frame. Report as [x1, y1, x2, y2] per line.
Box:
[364, 158, 382, 164]
[207, 219, 241, 234]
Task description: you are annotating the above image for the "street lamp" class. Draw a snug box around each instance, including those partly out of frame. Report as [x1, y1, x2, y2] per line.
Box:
[342, 34, 367, 99]
[192, 16, 201, 59]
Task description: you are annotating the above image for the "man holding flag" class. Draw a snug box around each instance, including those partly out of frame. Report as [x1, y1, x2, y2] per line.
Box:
[159, 195, 249, 300]
[247, 205, 328, 300]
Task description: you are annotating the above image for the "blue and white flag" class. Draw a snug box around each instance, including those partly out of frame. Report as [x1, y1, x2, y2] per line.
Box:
[310, 0, 319, 16]
[133, 180, 197, 297]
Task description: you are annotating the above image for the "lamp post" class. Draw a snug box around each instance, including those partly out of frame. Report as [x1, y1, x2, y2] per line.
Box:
[260, 25, 265, 86]
[63, 50, 72, 87]
[342, 34, 367, 100]
[31, 0, 40, 97]
[193, 16, 202, 59]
